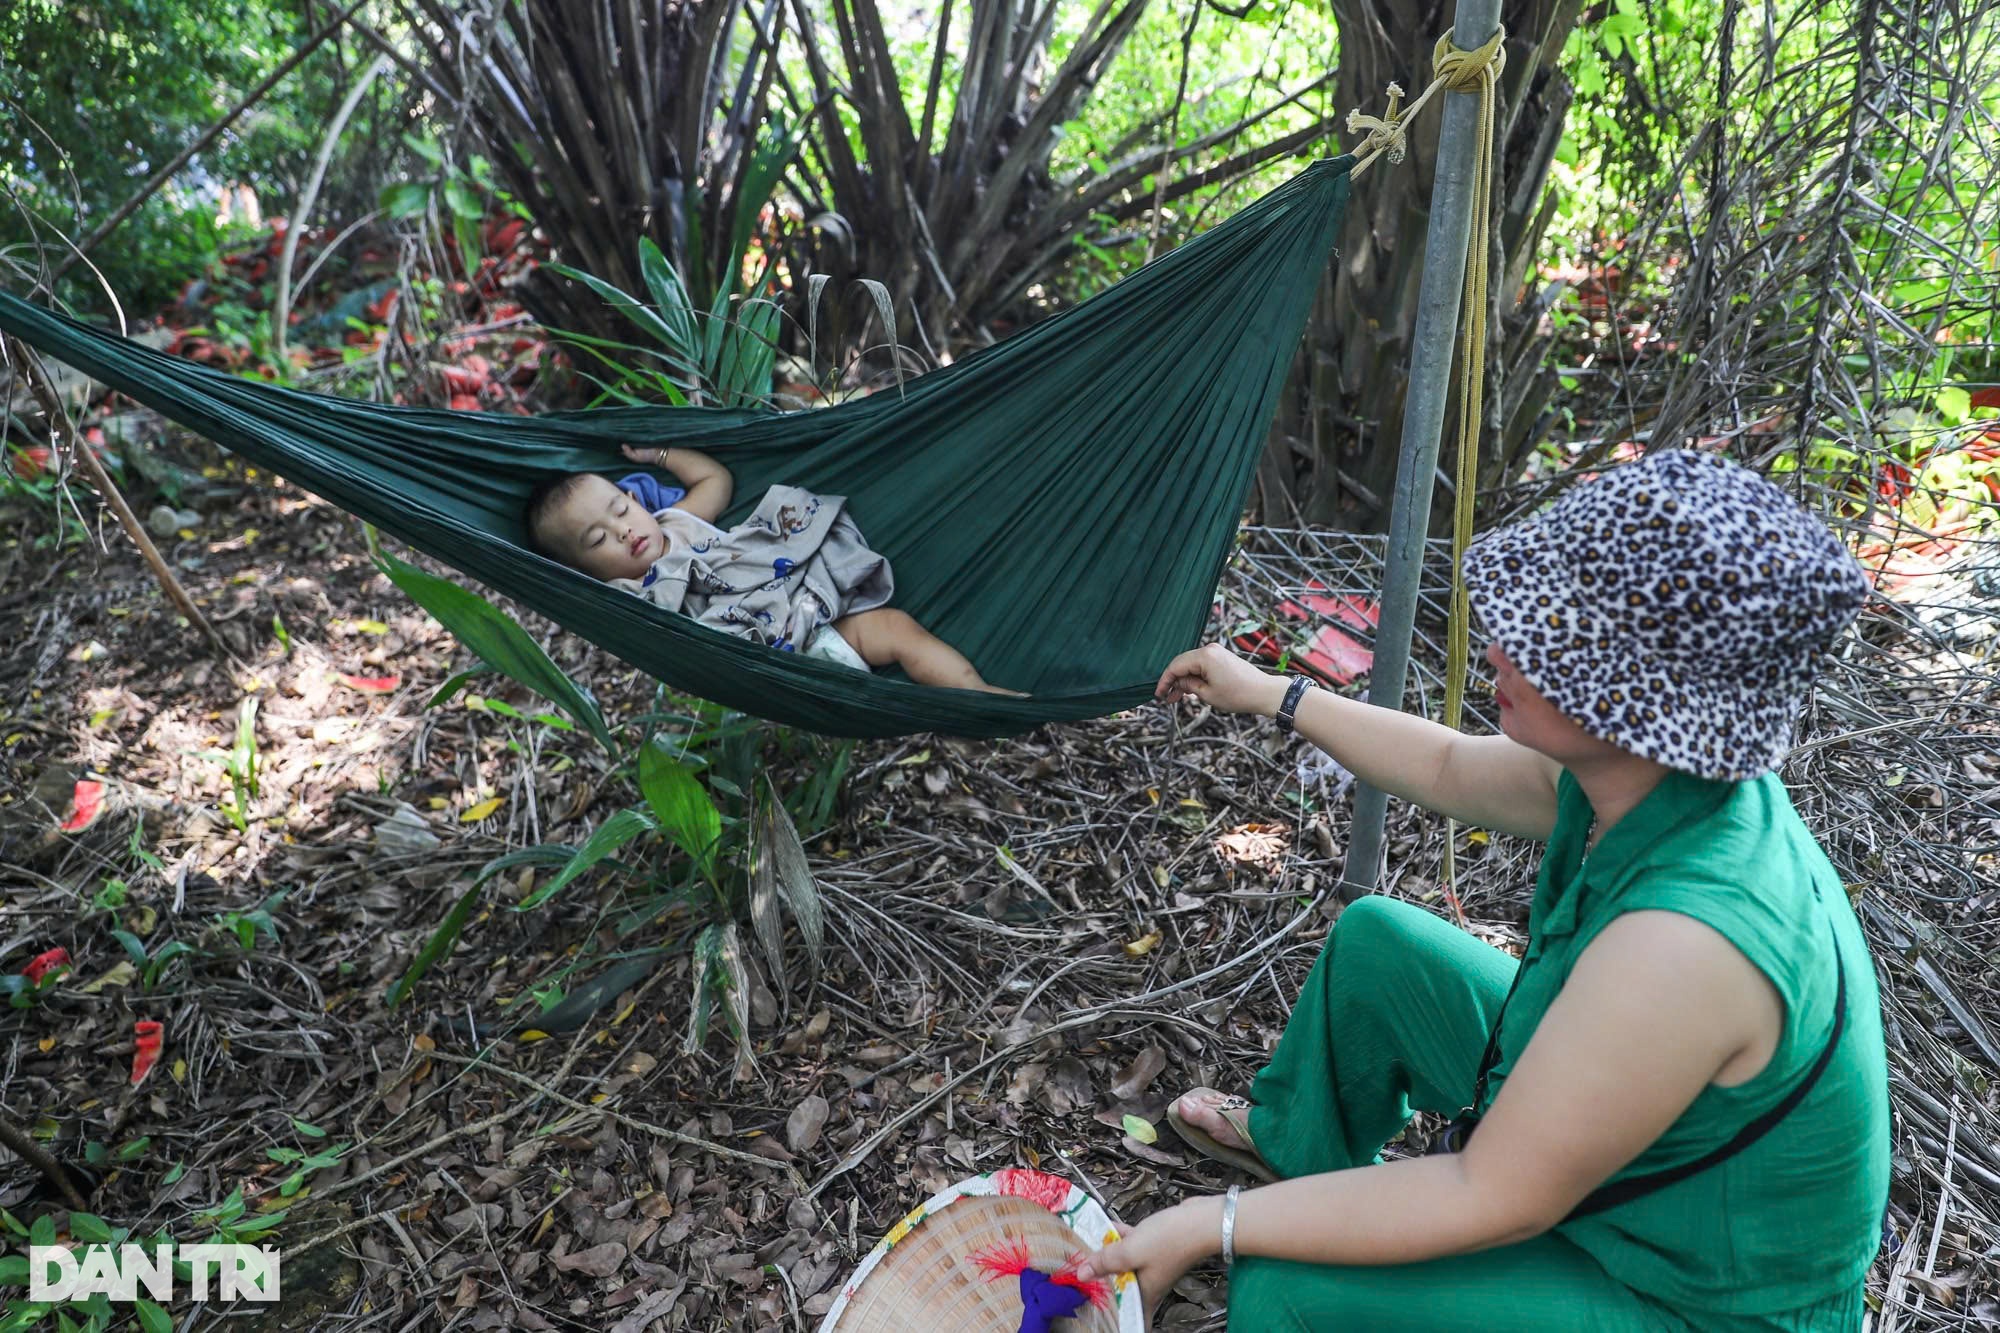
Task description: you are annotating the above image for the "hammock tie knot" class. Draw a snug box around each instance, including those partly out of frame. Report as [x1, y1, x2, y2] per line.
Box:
[1432, 25, 1507, 94]
[1347, 26, 1506, 177]
[1345, 83, 1409, 164]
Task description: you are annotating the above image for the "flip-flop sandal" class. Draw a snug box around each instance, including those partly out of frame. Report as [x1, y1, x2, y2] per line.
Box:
[1166, 1091, 1278, 1183]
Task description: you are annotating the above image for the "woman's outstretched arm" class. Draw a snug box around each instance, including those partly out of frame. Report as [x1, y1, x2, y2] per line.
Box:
[1157, 643, 1562, 839]
[1076, 911, 1780, 1296]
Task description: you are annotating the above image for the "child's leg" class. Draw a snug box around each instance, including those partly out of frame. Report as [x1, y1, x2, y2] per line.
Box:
[833, 609, 1013, 693]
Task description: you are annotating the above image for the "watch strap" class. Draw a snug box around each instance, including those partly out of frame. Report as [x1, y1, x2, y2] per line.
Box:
[1275, 675, 1317, 733]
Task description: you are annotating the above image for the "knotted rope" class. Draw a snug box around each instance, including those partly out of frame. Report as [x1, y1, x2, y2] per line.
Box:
[1348, 27, 1507, 180]
[1345, 26, 1508, 916]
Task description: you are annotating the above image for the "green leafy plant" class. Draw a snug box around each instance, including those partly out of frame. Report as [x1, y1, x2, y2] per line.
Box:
[551, 237, 785, 409]
[264, 1141, 347, 1198]
[0, 1208, 176, 1333]
[377, 550, 840, 1064]
[107, 931, 195, 992]
[214, 891, 285, 953]
[378, 135, 526, 281]
[190, 699, 260, 832]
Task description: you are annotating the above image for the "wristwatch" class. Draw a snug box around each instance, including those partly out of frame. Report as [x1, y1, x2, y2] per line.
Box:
[1274, 674, 1317, 733]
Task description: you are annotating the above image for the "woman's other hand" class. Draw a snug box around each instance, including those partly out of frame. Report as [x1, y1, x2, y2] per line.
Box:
[1156, 643, 1287, 715]
[1073, 1196, 1219, 1322]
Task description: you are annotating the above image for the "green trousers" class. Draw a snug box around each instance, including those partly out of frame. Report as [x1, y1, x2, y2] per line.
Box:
[1228, 895, 1679, 1332]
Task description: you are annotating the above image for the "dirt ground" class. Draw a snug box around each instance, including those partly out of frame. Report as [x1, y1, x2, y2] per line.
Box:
[2, 425, 1996, 1331]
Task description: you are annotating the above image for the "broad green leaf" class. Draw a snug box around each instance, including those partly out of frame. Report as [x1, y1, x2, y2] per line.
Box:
[515, 808, 656, 910]
[729, 115, 804, 269]
[134, 1299, 171, 1333]
[68, 1213, 113, 1244]
[443, 177, 483, 221]
[638, 742, 721, 881]
[402, 133, 444, 166]
[1935, 386, 1972, 425]
[453, 213, 483, 277]
[379, 181, 430, 219]
[1122, 1114, 1158, 1145]
[377, 552, 614, 753]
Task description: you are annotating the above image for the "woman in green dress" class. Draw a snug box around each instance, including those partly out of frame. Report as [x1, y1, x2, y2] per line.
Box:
[1077, 452, 1889, 1330]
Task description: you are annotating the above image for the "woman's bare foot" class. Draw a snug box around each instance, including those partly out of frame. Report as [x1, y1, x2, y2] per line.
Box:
[1167, 1086, 1277, 1180]
[1173, 1088, 1258, 1153]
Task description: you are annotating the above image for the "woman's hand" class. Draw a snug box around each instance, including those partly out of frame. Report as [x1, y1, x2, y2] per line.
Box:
[621, 443, 665, 465]
[1073, 1197, 1219, 1321]
[1156, 643, 1287, 716]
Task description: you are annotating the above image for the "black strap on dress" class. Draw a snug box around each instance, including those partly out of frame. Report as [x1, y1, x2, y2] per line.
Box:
[1432, 920, 1849, 1223]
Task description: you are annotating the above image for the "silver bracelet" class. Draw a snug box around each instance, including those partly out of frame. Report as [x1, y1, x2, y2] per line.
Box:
[1220, 1184, 1241, 1267]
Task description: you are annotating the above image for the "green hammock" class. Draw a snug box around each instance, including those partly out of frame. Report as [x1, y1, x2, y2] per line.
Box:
[0, 157, 1352, 738]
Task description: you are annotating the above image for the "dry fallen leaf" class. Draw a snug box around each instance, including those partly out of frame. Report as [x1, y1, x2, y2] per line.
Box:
[1112, 1046, 1168, 1101]
[79, 961, 137, 995]
[1124, 929, 1163, 956]
[1122, 1134, 1185, 1167]
[460, 796, 504, 822]
[786, 1094, 830, 1154]
[551, 1242, 627, 1278]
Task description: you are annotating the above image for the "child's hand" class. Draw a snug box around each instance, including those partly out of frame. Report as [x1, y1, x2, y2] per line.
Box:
[621, 444, 665, 465]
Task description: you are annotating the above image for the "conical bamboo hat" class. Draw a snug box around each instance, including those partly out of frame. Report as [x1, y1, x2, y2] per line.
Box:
[820, 1170, 1143, 1332]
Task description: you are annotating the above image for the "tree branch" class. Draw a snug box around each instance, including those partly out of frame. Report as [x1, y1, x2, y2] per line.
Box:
[4, 337, 236, 664]
[0, 1108, 89, 1213]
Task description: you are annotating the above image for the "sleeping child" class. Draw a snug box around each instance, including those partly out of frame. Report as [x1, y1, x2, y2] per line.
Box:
[525, 444, 1015, 693]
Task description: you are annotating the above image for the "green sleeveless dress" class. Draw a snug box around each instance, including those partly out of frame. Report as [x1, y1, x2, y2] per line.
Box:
[1230, 768, 1889, 1330]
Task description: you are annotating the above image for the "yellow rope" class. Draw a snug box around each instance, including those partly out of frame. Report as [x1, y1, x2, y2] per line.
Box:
[1348, 27, 1506, 181]
[1345, 27, 1506, 915]
[1438, 26, 1502, 913]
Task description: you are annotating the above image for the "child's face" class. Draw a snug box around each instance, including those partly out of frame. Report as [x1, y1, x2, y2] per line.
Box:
[537, 475, 667, 581]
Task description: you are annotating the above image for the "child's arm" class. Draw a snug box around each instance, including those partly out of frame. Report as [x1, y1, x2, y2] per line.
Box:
[621, 444, 734, 523]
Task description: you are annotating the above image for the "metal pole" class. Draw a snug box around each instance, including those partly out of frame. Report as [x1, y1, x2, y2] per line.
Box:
[1342, 0, 1502, 896]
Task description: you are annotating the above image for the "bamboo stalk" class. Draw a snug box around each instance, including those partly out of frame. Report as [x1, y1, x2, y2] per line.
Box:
[4, 337, 235, 665]
[0, 1113, 88, 1214]
[274, 54, 392, 363]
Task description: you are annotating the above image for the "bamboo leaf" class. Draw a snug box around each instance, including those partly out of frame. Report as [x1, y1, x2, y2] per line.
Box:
[720, 921, 755, 1074]
[856, 278, 902, 392]
[636, 237, 699, 354]
[748, 786, 788, 1003]
[761, 776, 824, 967]
[547, 261, 683, 355]
[377, 552, 615, 753]
[386, 881, 483, 1009]
[686, 923, 724, 1053]
[514, 808, 657, 910]
[807, 272, 831, 364]
[637, 741, 721, 881]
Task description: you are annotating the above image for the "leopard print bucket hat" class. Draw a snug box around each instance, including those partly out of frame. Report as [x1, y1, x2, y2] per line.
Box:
[1461, 450, 1870, 780]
